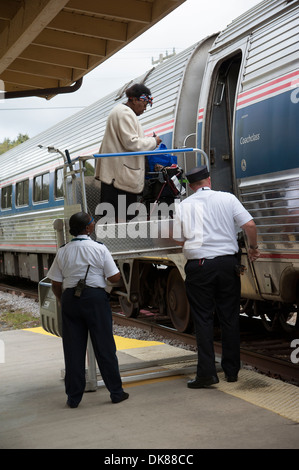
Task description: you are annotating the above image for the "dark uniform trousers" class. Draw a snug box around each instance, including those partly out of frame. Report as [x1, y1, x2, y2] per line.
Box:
[61, 287, 123, 405]
[185, 255, 241, 378]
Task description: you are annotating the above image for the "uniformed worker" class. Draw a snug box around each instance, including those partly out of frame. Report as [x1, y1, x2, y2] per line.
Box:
[173, 166, 260, 388]
[48, 211, 129, 407]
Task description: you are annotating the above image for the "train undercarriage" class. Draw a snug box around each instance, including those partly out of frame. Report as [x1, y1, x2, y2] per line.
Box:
[113, 258, 191, 333]
[107, 256, 299, 334]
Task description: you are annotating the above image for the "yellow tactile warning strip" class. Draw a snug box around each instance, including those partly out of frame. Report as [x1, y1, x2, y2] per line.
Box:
[114, 336, 164, 349]
[210, 370, 299, 424]
[24, 327, 299, 423]
[23, 327, 164, 348]
[25, 326, 56, 337]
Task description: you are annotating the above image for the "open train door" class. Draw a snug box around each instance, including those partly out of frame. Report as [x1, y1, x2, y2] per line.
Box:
[203, 53, 242, 194]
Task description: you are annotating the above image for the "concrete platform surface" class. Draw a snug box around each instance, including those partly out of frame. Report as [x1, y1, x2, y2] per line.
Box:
[0, 328, 298, 450]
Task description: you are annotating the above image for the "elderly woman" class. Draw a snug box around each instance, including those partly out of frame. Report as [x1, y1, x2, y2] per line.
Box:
[95, 83, 161, 220]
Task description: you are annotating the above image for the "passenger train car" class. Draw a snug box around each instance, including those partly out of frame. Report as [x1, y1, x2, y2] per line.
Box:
[0, 0, 298, 334]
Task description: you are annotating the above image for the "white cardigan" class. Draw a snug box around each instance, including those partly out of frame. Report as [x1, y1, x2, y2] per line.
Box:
[95, 103, 157, 193]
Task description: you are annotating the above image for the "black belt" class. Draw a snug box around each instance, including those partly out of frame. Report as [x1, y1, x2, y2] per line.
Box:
[66, 286, 104, 290]
[187, 254, 238, 264]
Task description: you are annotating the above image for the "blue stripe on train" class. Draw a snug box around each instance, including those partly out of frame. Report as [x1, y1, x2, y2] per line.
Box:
[234, 89, 299, 178]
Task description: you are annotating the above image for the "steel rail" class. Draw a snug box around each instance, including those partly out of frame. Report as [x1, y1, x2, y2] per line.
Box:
[112, 312, 299, 386]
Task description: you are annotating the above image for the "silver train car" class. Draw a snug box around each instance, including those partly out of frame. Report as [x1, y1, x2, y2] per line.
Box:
[0, 0, 298, 334]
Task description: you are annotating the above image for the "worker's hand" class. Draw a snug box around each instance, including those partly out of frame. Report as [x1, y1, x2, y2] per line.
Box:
[248, 247, 260, 262]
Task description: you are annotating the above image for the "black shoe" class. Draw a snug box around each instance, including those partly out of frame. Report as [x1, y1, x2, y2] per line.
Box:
[225, 375, 238, 382]
[111, 391, 129, 403]
[187, 375, 219, 389]
[66, 399, 79, 408]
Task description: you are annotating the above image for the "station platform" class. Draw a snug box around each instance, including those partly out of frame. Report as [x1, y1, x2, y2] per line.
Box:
[0, 327, 298, 451]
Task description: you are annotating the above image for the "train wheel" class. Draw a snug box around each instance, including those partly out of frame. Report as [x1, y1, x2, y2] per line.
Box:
[119, 296, 139, 318]
[260, 312, 280, 332]
[279, 309, 298, 332]
[167, 268, 191, 333]
[240, 298, 254, 317]
[254, 301, 279, 332]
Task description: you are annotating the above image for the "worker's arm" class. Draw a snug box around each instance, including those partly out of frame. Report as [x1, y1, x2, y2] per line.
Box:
[241, 220, 260, 261]
[51, 280, 63, 301]
[107, 272, 121, 284]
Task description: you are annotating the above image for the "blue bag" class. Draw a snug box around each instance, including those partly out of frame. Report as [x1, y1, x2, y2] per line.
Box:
[146, 143, 177, 173]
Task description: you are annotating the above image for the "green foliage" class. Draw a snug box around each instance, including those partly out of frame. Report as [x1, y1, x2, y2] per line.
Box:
[84, 161, 95, 176]
[0, 133, 29, 154]
[0, 310, 40, 330]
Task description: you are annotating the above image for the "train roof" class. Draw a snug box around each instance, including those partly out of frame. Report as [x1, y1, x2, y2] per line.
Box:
[211, 0, 298, 53]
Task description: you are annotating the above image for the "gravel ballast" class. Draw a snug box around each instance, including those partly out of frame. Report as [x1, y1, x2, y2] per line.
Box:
[0, 291, 195, 351]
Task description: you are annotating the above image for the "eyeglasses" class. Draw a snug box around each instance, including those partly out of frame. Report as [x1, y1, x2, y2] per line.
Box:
[138, 94, 153, 107]
[87, 217, 94, 225]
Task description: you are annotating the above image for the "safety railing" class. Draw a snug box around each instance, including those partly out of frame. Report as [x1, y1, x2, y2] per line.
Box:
[92, 147, 209, 169]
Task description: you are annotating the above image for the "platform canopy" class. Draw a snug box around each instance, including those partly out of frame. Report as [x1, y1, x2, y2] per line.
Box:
[0, 0, 185, 99]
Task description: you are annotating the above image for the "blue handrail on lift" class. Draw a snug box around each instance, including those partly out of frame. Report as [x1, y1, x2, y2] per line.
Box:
[92, 148, 209, 170]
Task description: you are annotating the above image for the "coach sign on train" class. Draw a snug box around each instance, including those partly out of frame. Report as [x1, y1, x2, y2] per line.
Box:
[0, 0, 298, 334]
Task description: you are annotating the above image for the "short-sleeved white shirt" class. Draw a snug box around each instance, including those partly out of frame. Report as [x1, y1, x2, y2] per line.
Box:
[173, 188, 252, 259]
[47, 235, 119, 289]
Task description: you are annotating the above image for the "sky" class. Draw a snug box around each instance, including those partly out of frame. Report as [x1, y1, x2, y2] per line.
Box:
[0, 0, 261, 142]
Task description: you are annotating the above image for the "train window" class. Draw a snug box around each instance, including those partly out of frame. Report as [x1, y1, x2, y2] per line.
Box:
[16, 179, 29, 206]
[33, 173, 49, 202]
[55, 168, 64, 198]
[1, 185, 12, 209]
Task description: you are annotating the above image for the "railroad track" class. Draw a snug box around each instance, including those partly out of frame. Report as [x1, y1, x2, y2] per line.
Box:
[0, 282, 39, 299]
[111, 311, 299, 386]
[0, 282, 298, 386]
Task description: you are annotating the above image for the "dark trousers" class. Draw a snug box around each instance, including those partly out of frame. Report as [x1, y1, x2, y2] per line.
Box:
[61, 287, 123, 405]
[101, 181, 139, 221]
[185, 255, 241, 378]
